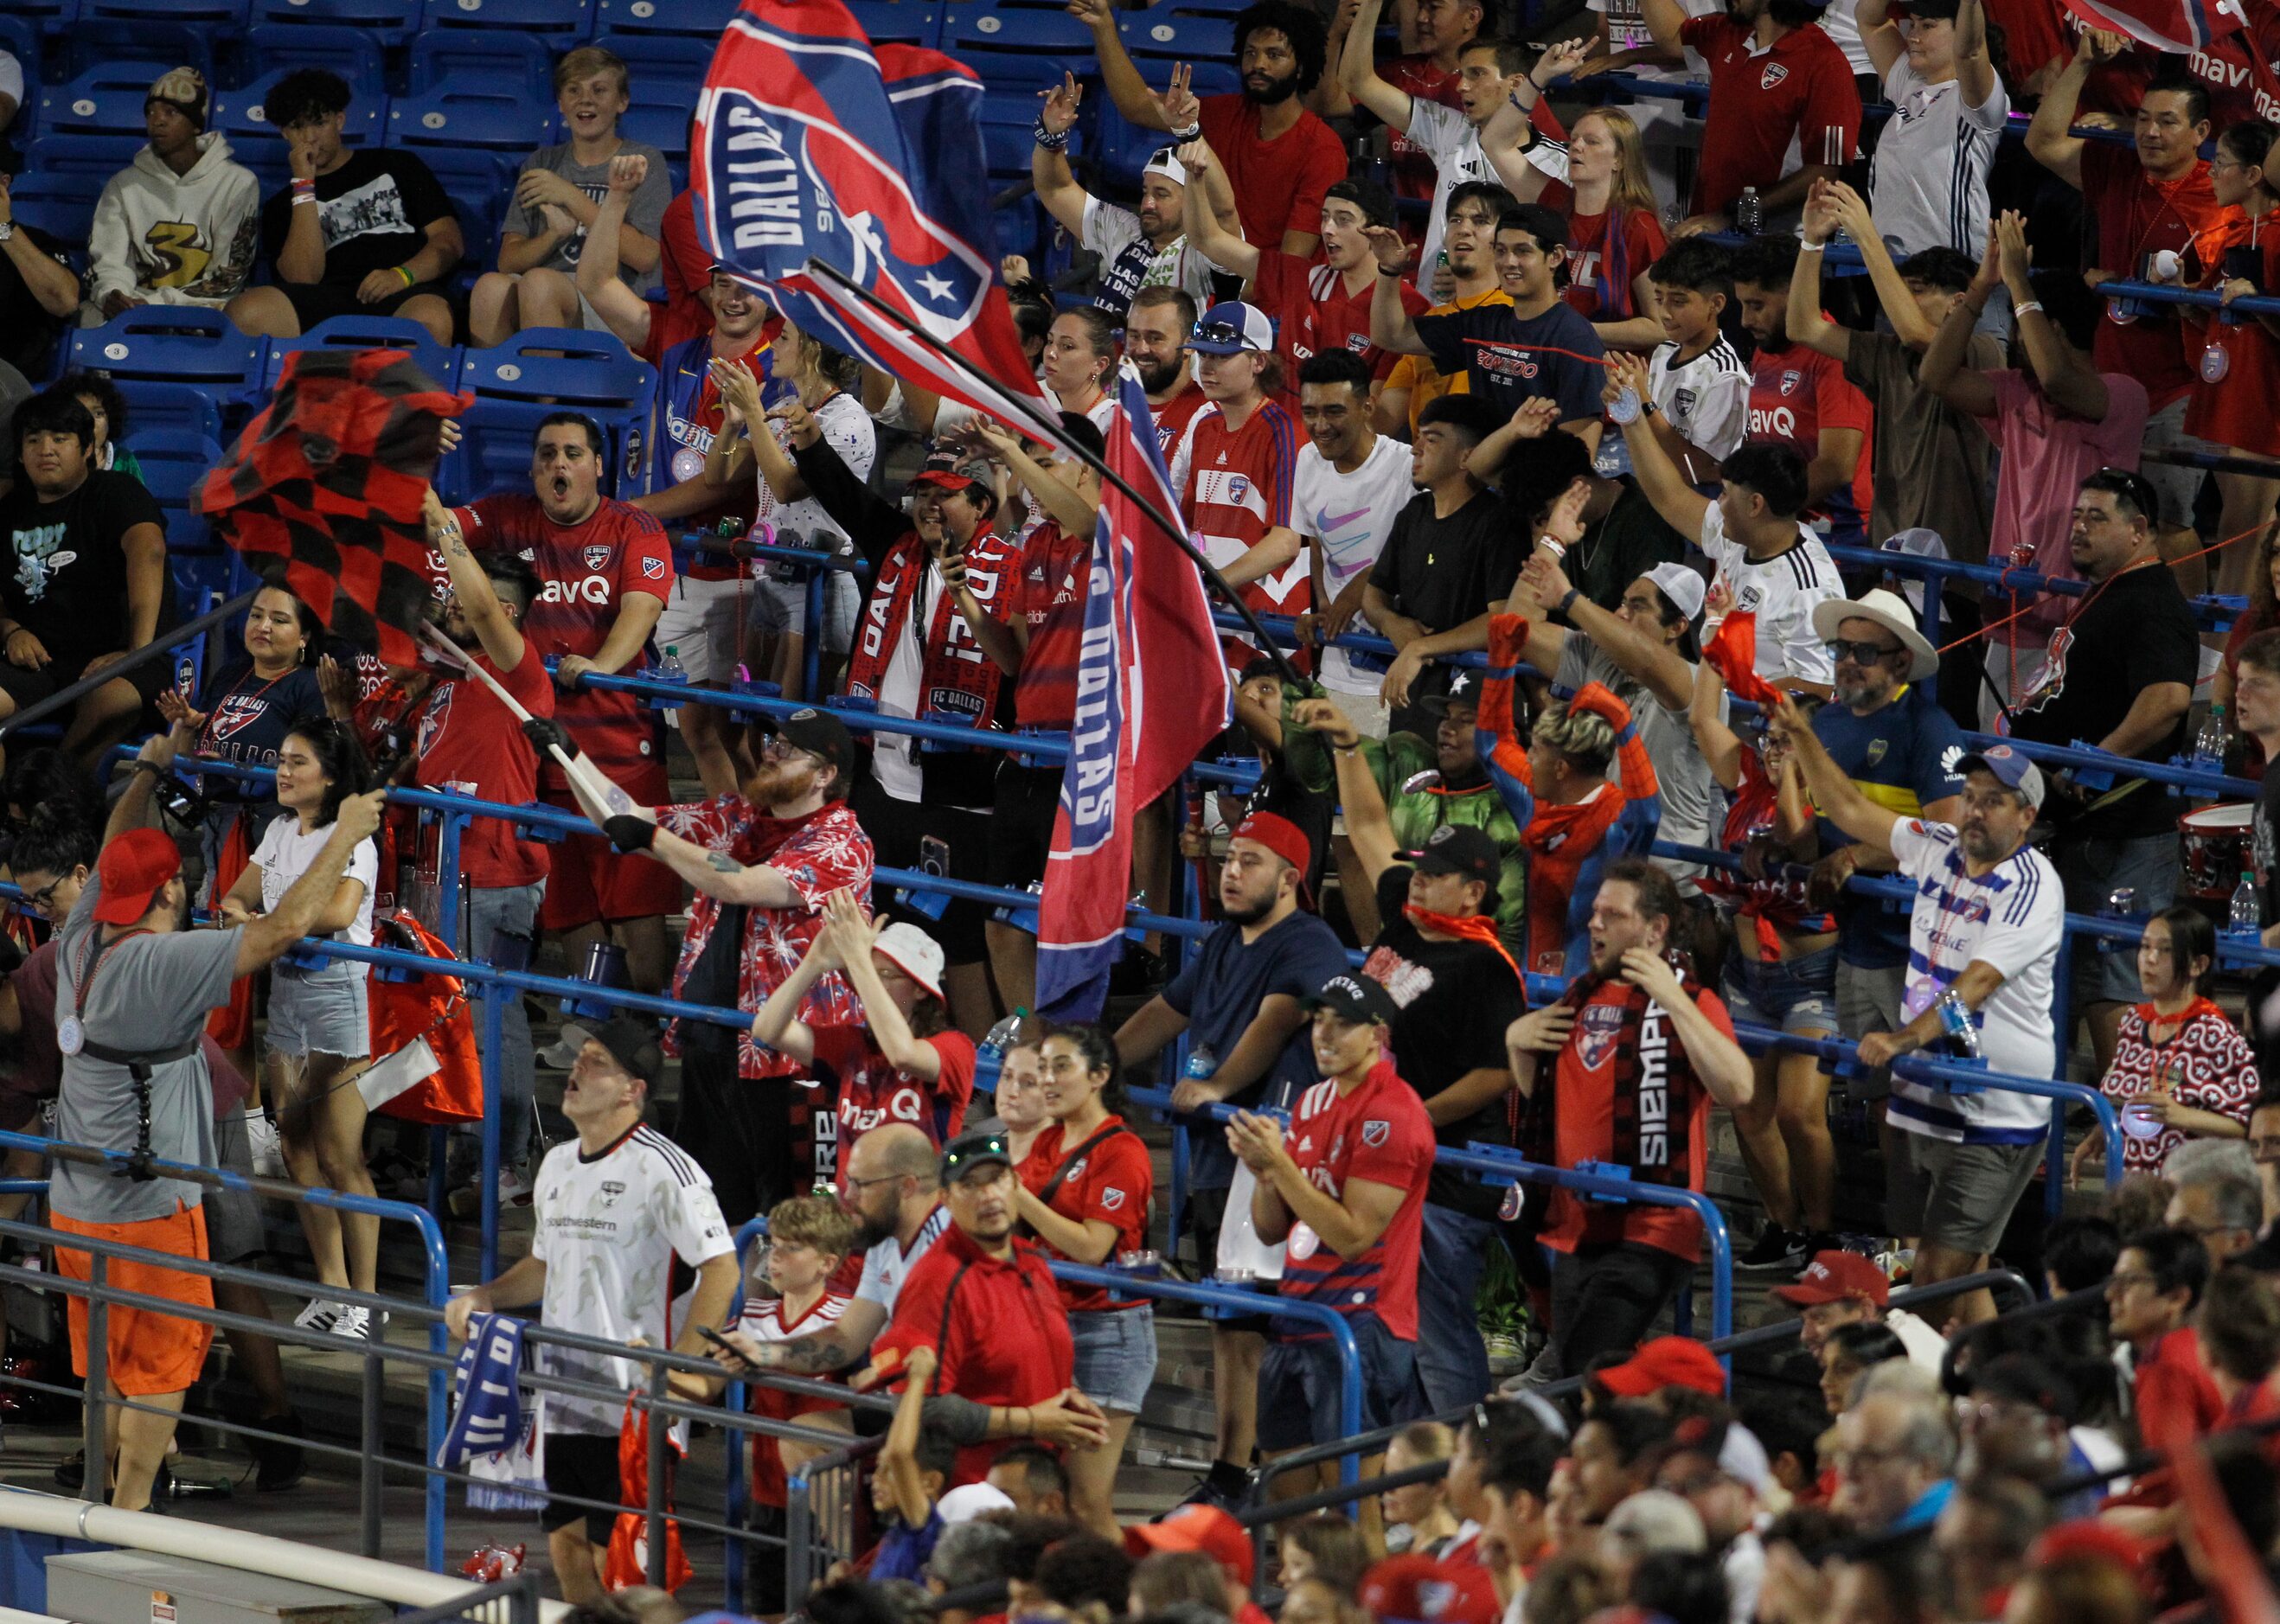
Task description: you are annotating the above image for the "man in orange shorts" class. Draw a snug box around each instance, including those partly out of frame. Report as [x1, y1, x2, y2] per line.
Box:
[48, 725, 381, 1509]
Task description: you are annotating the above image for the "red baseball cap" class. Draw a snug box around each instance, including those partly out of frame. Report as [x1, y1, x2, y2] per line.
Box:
[92, 828, 182, 925]
[1124, 1505, 1252, 1586]
[1773, 1250, 1891, 1308]
[1229, 810, 1311, 875]
[1595, 1335, 1726, 1399]
[1359, 1556, 1500, 1624]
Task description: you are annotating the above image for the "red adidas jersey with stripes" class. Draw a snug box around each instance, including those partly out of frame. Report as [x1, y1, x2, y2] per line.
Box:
[1276, 1058, 1434, 1339]
[454, 494, 676, 790]
[1745, 341, 1873, 549]
[1175, 396, 1304, 618]
[734, 1288, 850, 1506]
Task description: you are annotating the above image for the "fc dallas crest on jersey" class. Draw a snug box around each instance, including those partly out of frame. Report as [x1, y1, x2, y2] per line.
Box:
[1762, 62, 1789, 88]
[583, 544, 612, 572]
[207, 692, 272, 742]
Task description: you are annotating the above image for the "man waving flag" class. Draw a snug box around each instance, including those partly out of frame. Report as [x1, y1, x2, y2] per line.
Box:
[692, 0, 1050, 432]
[1038, 366, 1230, 1019]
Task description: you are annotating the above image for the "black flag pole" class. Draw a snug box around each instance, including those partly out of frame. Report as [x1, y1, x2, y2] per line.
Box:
[802, 259, 1307, 691]
[0, 588, 261, 741]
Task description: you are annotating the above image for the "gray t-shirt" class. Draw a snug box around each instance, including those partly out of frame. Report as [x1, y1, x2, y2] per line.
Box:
[51, 872, 241, 1224]
[501, 140, 670, 293]
[1556, 636, 1716, 860]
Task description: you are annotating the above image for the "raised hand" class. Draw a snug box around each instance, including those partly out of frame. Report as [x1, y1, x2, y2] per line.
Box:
[607, 152, 648, 194]
[1155, 63, 1200, 133]
[1040, 72, 1084, 137]
[1363, 225, 1413, 274]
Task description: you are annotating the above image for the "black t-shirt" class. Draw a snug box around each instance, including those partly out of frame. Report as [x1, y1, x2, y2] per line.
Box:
[259, 150, 453, 289]
[1412, 298, 1607, 424]
[194, 661, 329, 808]
[0, 470, 166, 678]
[2009, 561, 2200, 841]
[0, 225, 76, 380]
[1360, 865, 1526, 1218]
[1572, 483, 1688, 613]
[1368, 488, 1521, 637]
[679, 904, 746, 1058]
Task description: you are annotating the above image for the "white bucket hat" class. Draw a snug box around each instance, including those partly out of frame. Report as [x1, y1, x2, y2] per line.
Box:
[871, 920, 947, 1002]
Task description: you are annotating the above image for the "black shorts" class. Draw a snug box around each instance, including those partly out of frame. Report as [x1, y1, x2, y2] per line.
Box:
[541, 1431, 629, 1543]
[853, 773, 991, 965]
[984, 760, 1063, 892]
[0, 643, 176, 717]
[275, 279, 448, 334]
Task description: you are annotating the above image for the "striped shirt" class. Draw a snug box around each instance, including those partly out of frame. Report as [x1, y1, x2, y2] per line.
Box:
[1868, 61, 2008, 257]
[1886, 818, 2062, 1145]
[1694, 505, 1845, 688]
[1174, 397, 1304, 616]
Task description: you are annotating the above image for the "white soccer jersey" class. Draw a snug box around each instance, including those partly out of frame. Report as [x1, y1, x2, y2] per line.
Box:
[737, 1287, 851, 1344]
[532, 1125, 734, 1435]
[1885, 816, 2062, 1145]
[1695, 506, 1844, 689]
[1649, 339, 1751, 464]
[1406, 99, 1563, 286]
[853, 1202, 951, 1312]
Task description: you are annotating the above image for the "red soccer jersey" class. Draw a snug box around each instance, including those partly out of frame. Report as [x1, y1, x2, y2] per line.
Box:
[812, 1023, 977, 1177]
[1382, 54, 1464, 201]
[1679, 16, 1862, 217]
[1746, 339, 1873, 547]
[1277, 1058, 1434, 1340]
[1198, 95, 1351, 251]
[1150, 379, 1210, 464]
[1017, 1116, 1153, 1313]
[412, 649, 554, 889]
[735, 1288, 849, 1506]
[1564, 207, 1667, 324]
[2081, 143, 2225, 411]
[1546, 979, 1734, 1262]
[453, 494, 675, 791]
[1253, 252, 1428, 382]
[1176, 398, 1304, 619]
[1008, 518, 1091, 732]
[2187, 210, 2280, 457]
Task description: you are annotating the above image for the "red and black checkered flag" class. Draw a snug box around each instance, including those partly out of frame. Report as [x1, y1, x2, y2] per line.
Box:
[192, 348, 470, 668]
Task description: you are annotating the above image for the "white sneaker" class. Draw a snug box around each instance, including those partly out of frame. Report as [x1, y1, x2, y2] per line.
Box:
[498, 1167, 533, 1207]
[535, 1036, 580, 1070]
[330, 1304, 373, 1342]
[246, 1113, 285, 1179]
[293, 1299, 341, 1336]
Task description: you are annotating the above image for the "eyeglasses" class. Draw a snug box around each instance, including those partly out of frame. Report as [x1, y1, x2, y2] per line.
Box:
[17, 876, 64, 917]
[841, 1173, 906, 1192]
[759, 738, 819, 764]
[2108, 1269, 2159, 1293]
[1824, 638, 1905, 665]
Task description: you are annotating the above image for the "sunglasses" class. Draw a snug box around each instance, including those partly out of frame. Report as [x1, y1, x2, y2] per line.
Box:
[1824, 638, 1905, 666]
[1192, 323, 1256, 351]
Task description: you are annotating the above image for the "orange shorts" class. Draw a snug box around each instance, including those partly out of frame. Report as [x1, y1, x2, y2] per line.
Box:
[52, 1203, 215, 1397]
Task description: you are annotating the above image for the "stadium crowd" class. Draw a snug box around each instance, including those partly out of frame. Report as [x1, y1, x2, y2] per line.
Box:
[10, 0, 2280, 1619]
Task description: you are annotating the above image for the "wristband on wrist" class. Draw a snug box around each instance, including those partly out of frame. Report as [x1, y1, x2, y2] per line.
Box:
[1379, 262, 1406, 276]
[2014, 299, 2045, 317]
[1032, 120, 1069, 150]
[396, 265, 415, 288]
[1170, 122, 1201, 141]
[1800, 239, 1827, 253]
[1557, 587, 1580, 617]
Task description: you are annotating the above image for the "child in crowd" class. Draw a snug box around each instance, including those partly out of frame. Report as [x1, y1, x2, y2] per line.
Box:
[870, 1344, 957, 1582]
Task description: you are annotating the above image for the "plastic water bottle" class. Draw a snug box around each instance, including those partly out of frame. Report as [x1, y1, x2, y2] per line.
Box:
[656, 645, 688, 685]
[976, 1007, 1028, 1094]
[2231, 869, 2263, 937]
[2194, 704, 2230, 771]
[1734, 187, 1764, 235]
[1182, 1043, 1216, 1096]
[1936, 989, 1982, 1060]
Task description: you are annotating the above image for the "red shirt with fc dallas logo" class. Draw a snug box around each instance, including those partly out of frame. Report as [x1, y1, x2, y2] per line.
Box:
[452, 494, 676, 793]
[412, 649, 554, 890]
[810, 1022, 977, 1181]
[1017, 1116, 1153, 1312]
[1173, 397, 1304, 621]
[1745, 341, 1873, 547]
[1678, 15, 1863, 218]
[1275, 1059, 1434, 1339]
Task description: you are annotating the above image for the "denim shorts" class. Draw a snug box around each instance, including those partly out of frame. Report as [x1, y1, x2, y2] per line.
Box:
[1071, 1303, 1158, 1415]
[2055, 831, 2180, 1006]
[266, 964, 370, 1058]
[1257, 1311, 1415, 1452]
[1721, 943, 1839, 1037]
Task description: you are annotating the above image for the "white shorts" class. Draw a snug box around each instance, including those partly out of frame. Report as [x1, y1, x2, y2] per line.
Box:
[655, 574, 753, 684]
[749, 554, 862, 656]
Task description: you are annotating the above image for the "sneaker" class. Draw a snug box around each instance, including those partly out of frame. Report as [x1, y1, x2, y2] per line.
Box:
[1504, 1340, 1562, 1392]
[245, 1113, 285, 1179]
[54, 1449, 82, 1492]
[1483, 1330, 1525, 1378]
[293, 1299, 343, 1335]
[1738, 1224, 1809, 1273]
[535, 1035, 580, 1071]
[499, 1167, 533, 1206]
[250, 1412, 307, 1493]
[331, 1304, 374, 1342]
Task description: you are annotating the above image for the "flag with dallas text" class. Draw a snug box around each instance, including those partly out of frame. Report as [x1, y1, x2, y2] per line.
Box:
[1037, 367, 1230, 1020]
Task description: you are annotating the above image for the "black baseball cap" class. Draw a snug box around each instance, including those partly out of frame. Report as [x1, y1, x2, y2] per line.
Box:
[1306, 972, 1400, 1027]
[940, 1121, 1015, 1183]
[562, 1016, 664, 1091]
[768, 707, 855, 781]
[1418, 668, 1482, 718]
[1410, 823, 1502, 889]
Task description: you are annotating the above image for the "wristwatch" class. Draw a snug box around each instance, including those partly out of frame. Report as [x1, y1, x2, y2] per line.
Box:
[0, 222, 16, 244]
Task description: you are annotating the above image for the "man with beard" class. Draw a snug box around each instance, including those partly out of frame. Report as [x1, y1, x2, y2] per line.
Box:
[53, 717, 381, 1511]
[1126, 287, 1207, 457]
[1182, 170, 1425, 392]
[1504, 859, 1752, 1378]
[1114, 811, 1348, 1506]
[1728, 233, 1873, 550]
[1033, 80, 1217, 320]
[1300, 694, 1527, 1414]
[1375, 182, 1509, 436]
[448, 414, 677, 996]
[2006, 471, 2196, 1078]
[572, 706, 874, 1224]
[1772, 699, 2062, 1331]
[1069, 0, 1348, 258]
[581, 152, 785, 797]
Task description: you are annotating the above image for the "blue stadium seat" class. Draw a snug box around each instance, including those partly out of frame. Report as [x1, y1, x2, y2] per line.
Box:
[3, 0, 77, 26]
[594, 33, 708, 164]
[3, 170, 101, 247]
[842, 0, 942, 46]
[61, 22, 210, 82]
[405, 29, 555, 95]
[239, 24, 389, 95]
[591, 0, 733, 35]
[267, 313, 461, 392]
[112, 382, 225, 446]
[126, 430, 227, 509]
[411, 144, 515, 271]
[462, 325, 650, 407]
[449, 398, 649, 500]
[940, 0, 1097, 56]
[247, 0, 420, 42]
[1120, 8, 1235, 61]
[418, 0, 595, 38]
[389, 83, 560, 152]
[71, 308, 268, 391]
[78, 0, 249, 24]
[211, 74, 385, 160]
[24, 133, 143, 183]
[38, 67, 180, 143]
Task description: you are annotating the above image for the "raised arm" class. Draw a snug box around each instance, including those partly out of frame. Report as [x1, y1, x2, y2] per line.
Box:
[1607, 351, 1713, 538]
[2027, 30, 2124, 191]
[1342, 0, 1417, 131]
[1688, 642, 1745, 791]
[1294, 697, 1399, 882]
[1856, 0, 1905, 83]
[1474, 614, 1540, 832]
[2000, 211, 2111, 419]
[1789, 185, 1851, 361]
[1641, 0, 1688, 54]
[1068, 0, 1180, 130]
[425, 490, 525, 672]
[574, 155, 656, 353]
[1174, 142, 1259, 278]
[1525, 537, 1693, 712]
[1920, 220, 2003, 416]
[1030, 74, 1094, 240]
[1767, 692, 1900, 856]
[1366, 227, 1431, 354]
[746, 924, 832, 1065]
[1828, 181, 1944, 349]
[1956, 0, 1997, 114]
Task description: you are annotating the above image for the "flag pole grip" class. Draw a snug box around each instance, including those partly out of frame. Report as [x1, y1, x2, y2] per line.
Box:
[0, 588, 261, 741]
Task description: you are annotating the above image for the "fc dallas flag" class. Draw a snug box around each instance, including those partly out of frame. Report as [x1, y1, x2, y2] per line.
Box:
[1037, 367, 1230, 1020]
[192, 348, 467, 668]
[691, 0, 1050, 433]
[2057, 0, 2248, 54]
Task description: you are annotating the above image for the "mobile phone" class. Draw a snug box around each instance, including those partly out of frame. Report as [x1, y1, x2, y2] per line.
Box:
[697, 1324, 737, 1351]
[919, 834, 950, 878]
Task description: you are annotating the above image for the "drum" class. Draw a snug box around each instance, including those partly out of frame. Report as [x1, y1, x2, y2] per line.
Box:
[2181, 802, 2256, 901]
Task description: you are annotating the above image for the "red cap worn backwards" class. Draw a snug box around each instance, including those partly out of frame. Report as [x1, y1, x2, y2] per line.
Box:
[1229, 810, 1312, 876]
[1360, 1556, 1500, 1624]
[92, 828, 182, 925]
[1773, 1249, 1891, 1308]
[1124, 1505, 1253, 1585]
[1595, 1334, 1727, 1398]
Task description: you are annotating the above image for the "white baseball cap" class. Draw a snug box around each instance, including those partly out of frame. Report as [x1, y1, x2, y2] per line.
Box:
[1644, 563, 1707, 624]
[872, 920, 947, 1001]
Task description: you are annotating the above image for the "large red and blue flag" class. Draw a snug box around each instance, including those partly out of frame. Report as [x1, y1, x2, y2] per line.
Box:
[1037, 367, 1230, 1020]
[691, 0, 1052, 431]
[2056, 0, 2247, 54]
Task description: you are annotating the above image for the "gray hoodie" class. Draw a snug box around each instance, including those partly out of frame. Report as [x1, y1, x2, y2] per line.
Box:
[86, 131, 259, 310]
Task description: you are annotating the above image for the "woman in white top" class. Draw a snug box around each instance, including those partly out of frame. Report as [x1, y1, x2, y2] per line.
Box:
[216, 715, 381, 1339]
[707, 323, 880, 700]
[1860, 0, 2006, 256]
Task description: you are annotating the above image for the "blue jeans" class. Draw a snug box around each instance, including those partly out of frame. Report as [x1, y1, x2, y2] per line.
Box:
[462, 880, 542, 1170]
[1413, 1203, 1498, 1414]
